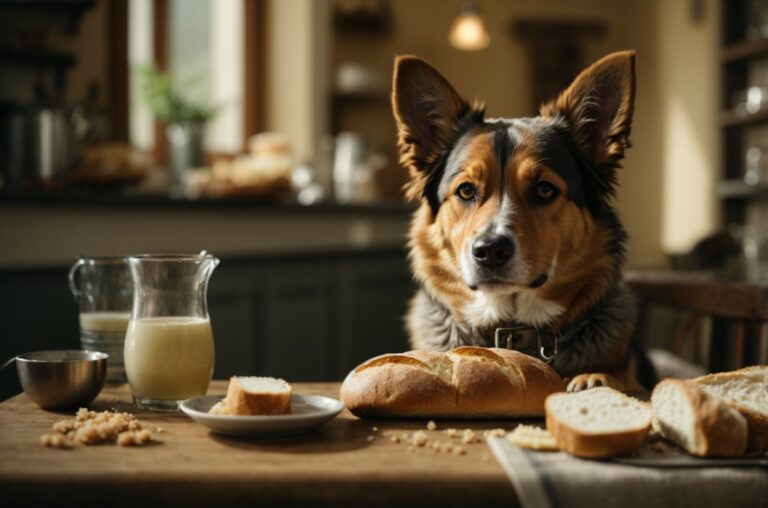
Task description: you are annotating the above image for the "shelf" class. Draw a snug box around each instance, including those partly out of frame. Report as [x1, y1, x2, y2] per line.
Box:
[721, 108, 768, 127]
[722, 38, 768, 62]
[716, 179, 768, 200]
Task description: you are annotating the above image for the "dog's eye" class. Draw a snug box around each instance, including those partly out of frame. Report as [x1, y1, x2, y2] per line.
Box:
[455, 182, 477, 202]
[534, 181, 558, 202]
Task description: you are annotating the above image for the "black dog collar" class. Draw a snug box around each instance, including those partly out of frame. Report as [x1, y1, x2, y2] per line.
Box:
[493, 321, 583, 364]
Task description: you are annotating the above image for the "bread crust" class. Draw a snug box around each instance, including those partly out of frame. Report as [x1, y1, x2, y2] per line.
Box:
[545, 388, 650, 458]
[692, 366, 768, 452]
[225, 377, 292, 415]
[339, 347, 565, 418]
[651, 379, 747, 457]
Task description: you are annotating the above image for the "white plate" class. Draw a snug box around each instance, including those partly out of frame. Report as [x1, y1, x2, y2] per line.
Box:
[180, 394, 344, 437]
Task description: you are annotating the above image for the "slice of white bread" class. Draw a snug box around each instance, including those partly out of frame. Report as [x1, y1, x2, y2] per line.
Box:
[651, 379, 747, 457]
[224, 376, 292, 415]
[691, 365, 768, 451]
[545, 387, 651, 458]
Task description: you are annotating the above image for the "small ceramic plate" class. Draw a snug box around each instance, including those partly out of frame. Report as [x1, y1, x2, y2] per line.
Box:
[180, 394, 344, 437]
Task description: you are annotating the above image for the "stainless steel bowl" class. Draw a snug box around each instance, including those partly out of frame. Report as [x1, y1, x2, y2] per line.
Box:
[15, 350, 108, 410]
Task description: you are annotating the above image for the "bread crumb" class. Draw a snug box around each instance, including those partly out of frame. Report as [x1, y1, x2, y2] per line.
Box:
[426, 420, 437, 431]
[43, 409, 153, 448]
[461, 429, 477, 444]
[429, 441, 441, 451]
[401, 432, 409, 441]
[444, 428, 460, 438]
[453, 445, 466, 455]
[390, 436, 400, 443]
[482, 454, 490, 462]
[412, 431, 428, 447]
[367, 435, 375, 442]
[372, 426, 379, 432]
[440, 441, 454, 453]
[483, 428, 506, 439]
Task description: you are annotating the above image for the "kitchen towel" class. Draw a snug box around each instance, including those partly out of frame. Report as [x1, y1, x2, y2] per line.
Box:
[487, 436, 768, 508]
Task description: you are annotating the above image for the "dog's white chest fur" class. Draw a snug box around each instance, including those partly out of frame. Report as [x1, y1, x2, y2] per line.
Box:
[461, 290, 565, 329]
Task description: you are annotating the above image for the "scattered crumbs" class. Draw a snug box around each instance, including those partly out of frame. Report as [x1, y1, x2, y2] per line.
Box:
[426, 420, 437, 431]
[367, 435, 375, 442]
[461, 429, 478, 444]
[390, 436, 400, 443]
[401, 432, 409, 441]
[444, 428, 460, 438]
[155, 427, 166, 434]
[429, 441, 441, 451]
[453, 445, 466, 455]
[440, 441, 454, 453]
[483, 428, 506, 439]
[412, 431, 429, 447]
[372, 426, 379, 432]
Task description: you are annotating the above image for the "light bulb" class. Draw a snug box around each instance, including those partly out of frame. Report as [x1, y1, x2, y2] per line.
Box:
[449, 6, 490, 50]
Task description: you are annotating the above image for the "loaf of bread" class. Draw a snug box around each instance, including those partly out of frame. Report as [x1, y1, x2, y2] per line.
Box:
[651, 379, 747, 457]
[691, 365, 768, 452]
[545, 387, 651, 458]
[340, 347, 565, 418]
[222, 376, 292, 415]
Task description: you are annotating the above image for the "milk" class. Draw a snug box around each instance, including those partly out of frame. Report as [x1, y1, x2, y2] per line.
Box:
[124, 316, 214, 401]
[79, 312, 131, 332]
[79, 311, 131, 384]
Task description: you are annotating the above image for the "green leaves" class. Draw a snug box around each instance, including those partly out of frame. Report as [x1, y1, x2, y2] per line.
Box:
[138, 65, 215, 124]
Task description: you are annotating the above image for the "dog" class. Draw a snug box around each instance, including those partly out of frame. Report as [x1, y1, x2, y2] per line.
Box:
[392, 50, 656, 392]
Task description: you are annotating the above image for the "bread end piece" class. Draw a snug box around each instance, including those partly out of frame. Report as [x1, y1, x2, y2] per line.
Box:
[225, 376, 292, 415]
[651, 379, 747, 457]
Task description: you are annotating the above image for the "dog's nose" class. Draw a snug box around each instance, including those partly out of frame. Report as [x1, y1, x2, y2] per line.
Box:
[471, 235, 515, 268]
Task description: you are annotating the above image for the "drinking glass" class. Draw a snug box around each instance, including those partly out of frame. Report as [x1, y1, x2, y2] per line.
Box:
[68, 256, 132, 385]
[124, 253, 218, 411]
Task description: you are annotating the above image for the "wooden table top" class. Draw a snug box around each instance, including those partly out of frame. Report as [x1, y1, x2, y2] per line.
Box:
[0, 381, 519, 507]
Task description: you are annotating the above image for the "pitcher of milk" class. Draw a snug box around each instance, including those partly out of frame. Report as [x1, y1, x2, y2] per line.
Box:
[124, 252, 219, 411]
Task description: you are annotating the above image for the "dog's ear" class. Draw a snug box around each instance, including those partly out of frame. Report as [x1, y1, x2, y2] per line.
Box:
[541, 50, 636, 169]
[392, 56, 476, 203]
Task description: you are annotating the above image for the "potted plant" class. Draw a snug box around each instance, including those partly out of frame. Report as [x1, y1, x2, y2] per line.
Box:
[139, 65, 215, 189]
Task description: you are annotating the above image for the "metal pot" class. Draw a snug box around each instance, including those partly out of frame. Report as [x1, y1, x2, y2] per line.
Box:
[0, 103, 77, 187]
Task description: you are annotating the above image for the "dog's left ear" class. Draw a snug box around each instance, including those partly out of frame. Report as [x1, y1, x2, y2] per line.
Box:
[541, 50, 636, 168]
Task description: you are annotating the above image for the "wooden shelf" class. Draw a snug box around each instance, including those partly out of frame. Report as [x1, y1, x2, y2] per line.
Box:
[716, 179, 768, 200]
[722, 38, 768, 62]
[721, 108, 768, 127]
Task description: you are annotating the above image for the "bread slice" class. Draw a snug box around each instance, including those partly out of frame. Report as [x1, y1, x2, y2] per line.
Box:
[224, 376, 292, 415]
[651, 379, 747, 457]
[545, 387, 651, 458]
[691, 365, 768, 451]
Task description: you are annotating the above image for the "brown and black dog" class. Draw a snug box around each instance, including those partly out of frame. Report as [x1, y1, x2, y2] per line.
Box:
[392, 51, 655, 392]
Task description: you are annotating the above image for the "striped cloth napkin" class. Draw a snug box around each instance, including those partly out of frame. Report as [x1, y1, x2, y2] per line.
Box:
[487, 436, 768, 508]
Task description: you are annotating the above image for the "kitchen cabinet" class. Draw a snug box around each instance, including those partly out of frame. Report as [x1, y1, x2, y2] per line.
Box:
[0, 248, 413, 400]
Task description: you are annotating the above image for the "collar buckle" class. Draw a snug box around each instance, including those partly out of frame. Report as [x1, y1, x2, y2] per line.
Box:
[494, 325, 560, 364]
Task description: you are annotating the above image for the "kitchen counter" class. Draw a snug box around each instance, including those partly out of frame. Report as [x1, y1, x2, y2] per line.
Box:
[0, 381, 518, 507]
[0, 191, 412, 267]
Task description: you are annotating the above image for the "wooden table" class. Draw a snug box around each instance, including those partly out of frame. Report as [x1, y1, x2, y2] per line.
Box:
[0, 381, 519, 507]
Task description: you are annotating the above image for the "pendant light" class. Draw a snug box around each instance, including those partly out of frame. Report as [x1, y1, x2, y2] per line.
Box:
[449, 0, 491, 51]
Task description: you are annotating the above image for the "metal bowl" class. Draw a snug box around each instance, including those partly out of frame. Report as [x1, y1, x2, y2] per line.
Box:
[15, 350, 108, 410]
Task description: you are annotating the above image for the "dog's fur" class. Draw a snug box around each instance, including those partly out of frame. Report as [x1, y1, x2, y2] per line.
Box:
[392, 51, 655, 391]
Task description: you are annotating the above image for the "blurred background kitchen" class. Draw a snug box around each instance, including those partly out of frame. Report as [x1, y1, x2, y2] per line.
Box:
[1, 0, 767, 399]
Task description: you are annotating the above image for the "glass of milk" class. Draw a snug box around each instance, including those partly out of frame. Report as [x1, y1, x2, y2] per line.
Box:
[68, 256, 133, 385]
[124, 252, 218, 411]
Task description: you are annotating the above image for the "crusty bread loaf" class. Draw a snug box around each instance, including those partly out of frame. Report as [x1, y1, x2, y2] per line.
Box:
[651, 379, 747, 457]
[340, 347, 565, 418]
[691, 365, 768, 451]
[545, 387, 651, 458]
[224, 376, 292, 415]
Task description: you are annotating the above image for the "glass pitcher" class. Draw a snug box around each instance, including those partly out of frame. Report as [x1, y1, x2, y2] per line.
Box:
[68, 256, 132, 385]
[124, 253, 219, 411]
